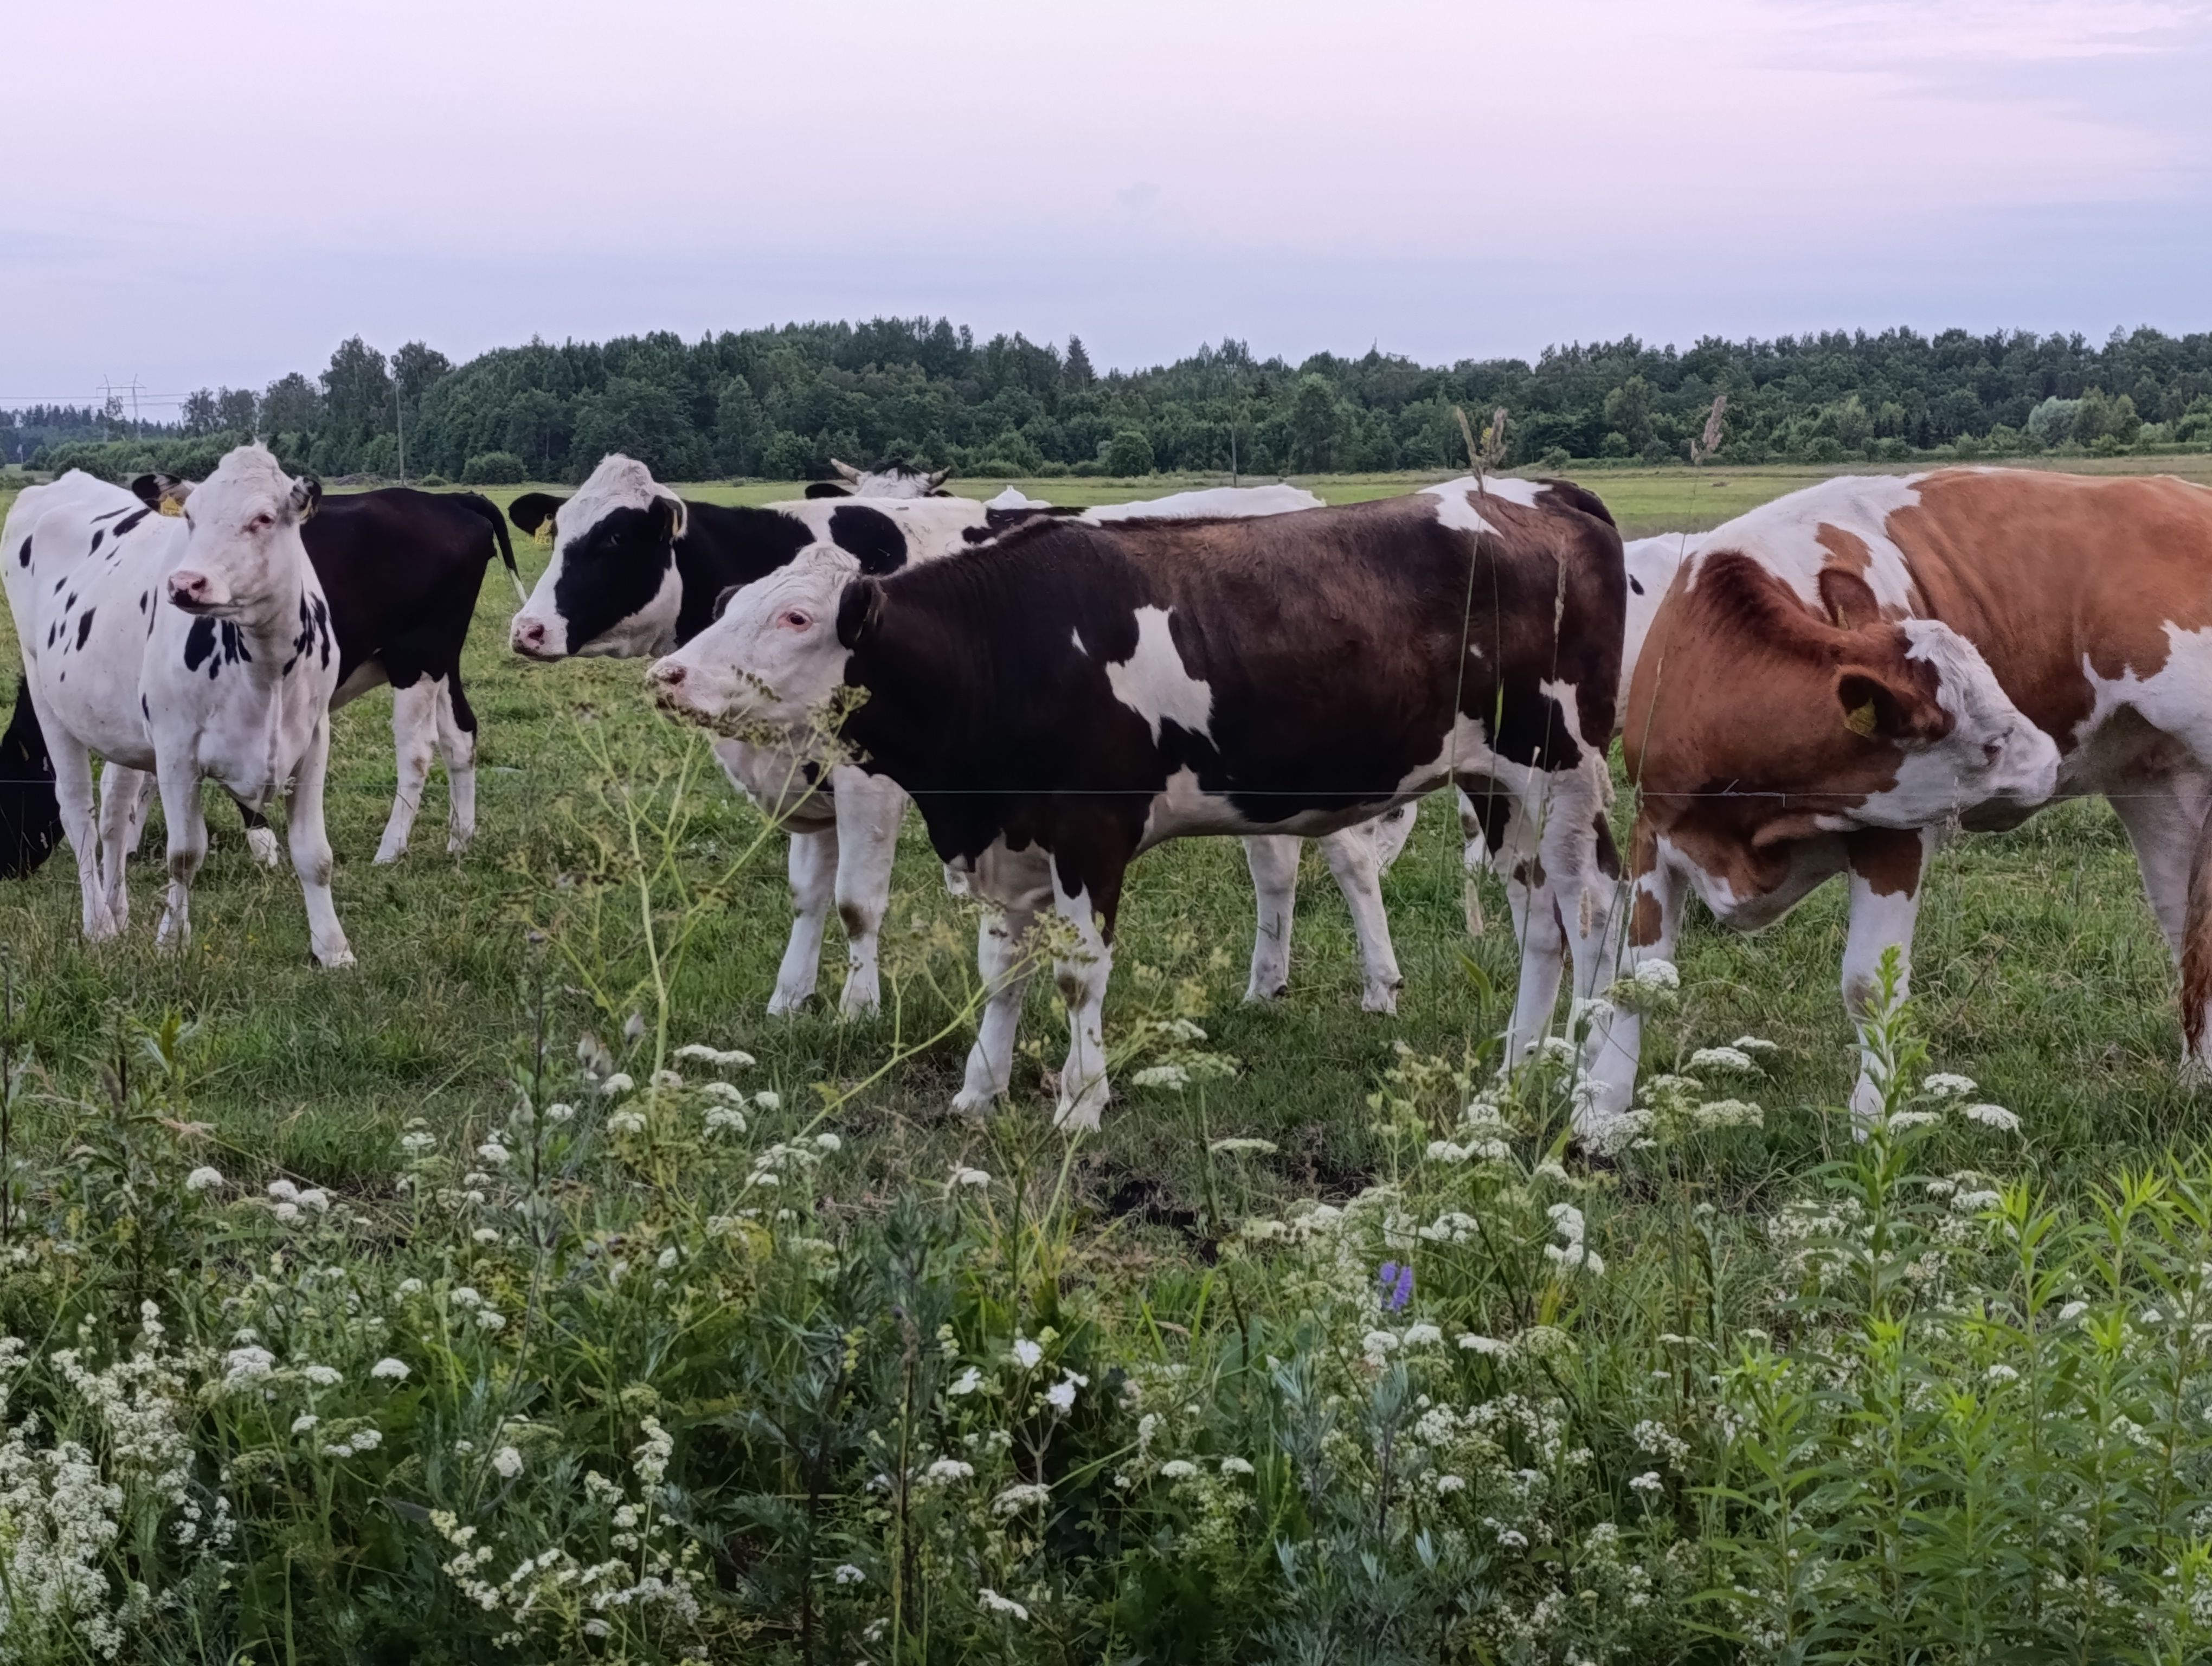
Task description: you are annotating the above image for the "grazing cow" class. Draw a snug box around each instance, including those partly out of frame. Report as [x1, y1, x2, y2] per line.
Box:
[138, 477, 523, 864]
[1580, 471, 2141, 1143]
[803, 459, 953, 499]
[0, 448, 352, 963]
[1463, 530, 1695, 1051]
[508, 457, 1413, 1016]
[649, 476, 1626, 1127]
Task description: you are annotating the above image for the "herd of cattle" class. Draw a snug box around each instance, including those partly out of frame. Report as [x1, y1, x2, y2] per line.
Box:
[4, 444, 2212, 1148]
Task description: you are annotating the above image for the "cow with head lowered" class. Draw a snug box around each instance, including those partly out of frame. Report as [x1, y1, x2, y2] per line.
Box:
[650, 476, 1627, 1127]
[0, 447, 353, 963]
[1580, 471, 2141, 1143]
[508, 456, 1414, 1025]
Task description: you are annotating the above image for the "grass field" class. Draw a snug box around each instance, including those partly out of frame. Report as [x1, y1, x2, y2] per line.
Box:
[0, 460, 2202, 1204]
[10, 458, 2212, 1661]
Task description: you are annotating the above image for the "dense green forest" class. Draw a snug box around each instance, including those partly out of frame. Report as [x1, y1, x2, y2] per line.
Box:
[16, 319, 2212, 485]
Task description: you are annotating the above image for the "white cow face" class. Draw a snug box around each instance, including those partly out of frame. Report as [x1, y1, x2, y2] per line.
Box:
[165, 445, 319, 617]
[649, 546, 858, 731]
[1877, 618, 2061, 821]
[508, 454, 686, 659]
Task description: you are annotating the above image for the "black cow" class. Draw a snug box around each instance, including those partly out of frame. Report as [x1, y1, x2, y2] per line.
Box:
[0, 479, 521, 877]
[649, 476, 1628, 1128]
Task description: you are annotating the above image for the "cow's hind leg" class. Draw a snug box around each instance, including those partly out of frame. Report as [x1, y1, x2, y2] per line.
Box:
[831, 773, 905, 1017]
[769, 829, 837, 1016]
[95, 762, 151, 933]
[1241, 835, 1301, 1003]
[374, 677, 441, 865]
[50, 724, 117, 941]
[1580, 822, 1686, 1146]
[434, 670, 479, 855]
[287, 718, 353, 967]
[1319, 818, 1405, 1014]
[953, 843, 1053, 1118]
[2176, 793, 2212, 1079]
[152, 755, 209, 954]
[1841, 826, 1937, 1124]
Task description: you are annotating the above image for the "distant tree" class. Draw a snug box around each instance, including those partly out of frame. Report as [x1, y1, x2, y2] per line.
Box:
[463, 451, 528, 484]
[216, 388, 258, 434]
[1289, 374, 1341, 470]
[321, 337, 394, 463]
[1064, 335, 1096, 389]
[569, 377, 698, 482]
[1104, 428, 1155, 476]
[181, 389, 220, 436]
[259, 372, 323, 439]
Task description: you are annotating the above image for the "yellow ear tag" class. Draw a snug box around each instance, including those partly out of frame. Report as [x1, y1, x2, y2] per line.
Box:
[1844, 700, 1879, 738]
[533, 523, 555, 549]
[157, 496, 185, 517]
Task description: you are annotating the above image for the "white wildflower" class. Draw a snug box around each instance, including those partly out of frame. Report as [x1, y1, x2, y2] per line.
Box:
[978, 1588, 1029, 1622]
[651, 1069, 684, 1090]
[301, 1364, 342, 1388]
[606, 1109, 647, 1135]
[814, 1132, 841, 1152]
[1730, 1035, 1779, 1054]
[1044, 1371, 1087, 1413]
[475, 1141, 510, 1167]
[676, 1043, 755, 1068]
[833, 1562, 864, 1585]
[1924, 1072, 1977, 1098]
[1208, 1137, 1277, 1156]
[1632, 959, 1680, 990]
[1629, 1471, 1664, 1495]
[185, 1166, 224, 1192]
[1985, 1364, 2020, 1385]
[993, 1482, 1051, 1515]
[947, 1163, 991, 1188]
[292, 1414, 319, 1435]
[1159, 1460, 1198, 1480]
[543, 1103, 574, 1124]
[753, 1091, 781, 1112]
[370, 1357, 409, 1382]
[948, 1367, 984, 1397]
[1688, 1046, 1758, 1074]
[1964, 1103, 2021, 1134]
[598, 1073, 635, 1097]
[1459, 1334, 1512, 1357]
[1008, 1337, 1043, 1370]
[923, 1458, 974, 1485]
[1434, 1473, 1468, 1494]
[704, 1105, 747, 1134]
[1219, 1457, 1254, 1477]
[1132, 1064, 1191, 1091]
[2057, 1300, 2089, 1324]
[1401, 1323, 1443, 1348]
[400, 1131, 436, 1155]
[493, 1446, 524, 1478]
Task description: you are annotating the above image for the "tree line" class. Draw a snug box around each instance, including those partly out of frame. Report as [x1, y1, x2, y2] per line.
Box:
[14, 319, 2212, 485]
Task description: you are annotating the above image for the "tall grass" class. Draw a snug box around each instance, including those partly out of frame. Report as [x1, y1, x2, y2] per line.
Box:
[5, 735, 2212, 1664]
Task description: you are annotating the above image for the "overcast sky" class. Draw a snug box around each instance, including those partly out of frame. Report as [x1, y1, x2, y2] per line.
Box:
[5, 0, 2208, 412]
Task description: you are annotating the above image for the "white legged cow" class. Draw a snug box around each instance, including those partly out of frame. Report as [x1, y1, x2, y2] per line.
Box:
[650, 476, 1626, 1127]
[0, 448, 353, 965]
[507, 457, 1410, 1023]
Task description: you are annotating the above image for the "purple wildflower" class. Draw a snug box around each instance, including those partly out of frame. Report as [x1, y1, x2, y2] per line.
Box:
[1377, 1261, 1413, 1311]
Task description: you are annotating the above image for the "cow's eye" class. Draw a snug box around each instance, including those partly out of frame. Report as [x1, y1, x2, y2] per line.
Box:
[779, 610, 812, 630]
[249, 513, 273, 531]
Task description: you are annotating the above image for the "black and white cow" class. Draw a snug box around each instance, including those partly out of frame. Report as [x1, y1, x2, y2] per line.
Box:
[130, 478, 524, 866]
[0, 448, 352, 963]
[649, 476, 1627, 1126]
[509, 456, 1413, 1020]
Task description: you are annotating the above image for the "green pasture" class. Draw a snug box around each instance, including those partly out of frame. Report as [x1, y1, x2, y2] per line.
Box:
[0, 459, 2205, 1216]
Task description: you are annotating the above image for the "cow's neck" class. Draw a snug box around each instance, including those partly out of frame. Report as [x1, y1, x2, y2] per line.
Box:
[228, 567, 314, 691]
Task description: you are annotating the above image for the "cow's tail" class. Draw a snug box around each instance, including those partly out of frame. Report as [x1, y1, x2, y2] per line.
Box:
[2183, 806, 2212, 1079]
[457, 490, 528, 605]
[0, 677, 61, 880]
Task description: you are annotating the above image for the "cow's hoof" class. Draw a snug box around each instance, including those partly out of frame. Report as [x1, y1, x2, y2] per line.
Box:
[1053, 1082, 1109, 1132]
[950, 1087, 997, 1120]
[839, 978, 881, 1018]
[2182, 1055, 2212, 1091]
[765, 989, 814, 1018]
[1361, 982, 1403, 1016]
[316, 944, 357, 970]
[246, 828, 281, 868]
[1243, 981, 1288, 1004]
[371, 846, 404, 867]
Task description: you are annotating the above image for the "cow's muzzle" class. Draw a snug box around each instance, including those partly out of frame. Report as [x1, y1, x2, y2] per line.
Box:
[166, 570, 227, 614]
[509, 615, 560, 660]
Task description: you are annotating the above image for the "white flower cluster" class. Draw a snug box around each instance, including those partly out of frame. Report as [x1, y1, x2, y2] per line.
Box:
[1544, 1203, 1604, 1275]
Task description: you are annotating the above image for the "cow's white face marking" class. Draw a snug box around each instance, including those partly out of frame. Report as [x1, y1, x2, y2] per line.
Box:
[1860, 619, 2060, 825]
[650, 545, 855, 731]
[1106, 606, 1212, 743]
[510, 453, 686, 658]
[170, 447, 313, 620]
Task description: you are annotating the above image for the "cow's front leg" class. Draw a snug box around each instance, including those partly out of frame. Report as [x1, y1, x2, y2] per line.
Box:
[49, 725, 116, 942]
[374, 677, 440, 864]
[1240, 835, 1300, 1003]
[1580, 823, 1685, 1145]
[95, 761, 151, 934]
[153, 755, 209, 954]
[951, 843, 1052, 1117]
[287, 719, 353, 967]
[1841, 826, 1935, 1124]
[769, 828, 837, 1016]
[1535, 771, 1621, 1012]
[1049, 862, 1120, 1132]
[1488, 798, 1567, 1061]
[831, 773, 906, 1017]
[1319, 822, 1404, 1014]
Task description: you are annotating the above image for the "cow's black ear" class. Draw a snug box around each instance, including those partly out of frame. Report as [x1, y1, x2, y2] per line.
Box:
[836, 576, 885, 650]
[804, 482, 850, 499]
[289, 475, 323, 523]
[133, 472, 191, 511]
[711, 584, 743, 621]
[507, 492, 566, 536]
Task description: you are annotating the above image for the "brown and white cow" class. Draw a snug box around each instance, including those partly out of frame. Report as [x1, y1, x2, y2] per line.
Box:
[1579, 470, 2212, 1140]
[650, 476, 1627, 1128]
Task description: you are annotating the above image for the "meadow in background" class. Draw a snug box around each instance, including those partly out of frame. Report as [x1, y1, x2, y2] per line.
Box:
[5, 464, 2212, 1660]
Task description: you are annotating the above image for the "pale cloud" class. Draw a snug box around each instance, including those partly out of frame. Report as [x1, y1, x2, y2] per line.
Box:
[2, 0, 2207, 399]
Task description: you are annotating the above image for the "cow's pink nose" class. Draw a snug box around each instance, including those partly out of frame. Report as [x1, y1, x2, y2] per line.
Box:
[653, 662, 686, 687]
[168, 571, 211, 607]
[512, 617, 546, 653]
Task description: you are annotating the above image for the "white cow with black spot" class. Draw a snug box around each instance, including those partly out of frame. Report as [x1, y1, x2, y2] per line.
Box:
[0, 447, 351, 964]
